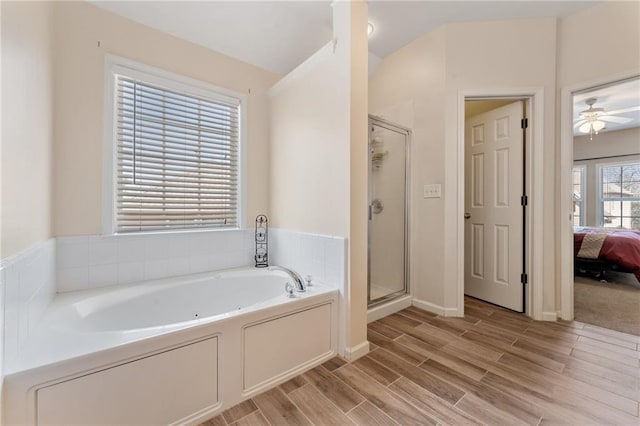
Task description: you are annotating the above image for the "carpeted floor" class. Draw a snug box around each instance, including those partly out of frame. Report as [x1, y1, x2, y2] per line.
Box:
[574, 272, 640, 336]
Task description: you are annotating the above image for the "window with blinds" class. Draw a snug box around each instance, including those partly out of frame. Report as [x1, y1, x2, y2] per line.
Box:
[599, 163, 640, 230]
[113, 71, 241, 233]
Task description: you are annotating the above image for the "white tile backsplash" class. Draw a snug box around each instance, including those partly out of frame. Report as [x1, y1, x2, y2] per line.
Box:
[117, 261, 145, 284]
[88, 236, 118, 266]
[57, 236, 88, 268]
[116, 236, 146, 263]
[269, 228, 347, 289]
[57, 229, 255, 292]
[57, 266, 89, 292]
[1, 239, 56, 369]
[88, 263, 118, 287]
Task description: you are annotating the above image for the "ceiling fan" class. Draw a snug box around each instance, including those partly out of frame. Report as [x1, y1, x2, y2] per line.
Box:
[574, 97, 637, 139]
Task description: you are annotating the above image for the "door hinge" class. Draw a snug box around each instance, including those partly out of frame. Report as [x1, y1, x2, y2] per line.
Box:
[521, 273, 528, 284]
[521, 195, 528, 206]
[521, 118, 528, 129]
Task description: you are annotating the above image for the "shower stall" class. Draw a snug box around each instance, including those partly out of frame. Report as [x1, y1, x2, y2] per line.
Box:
[368, 116, 410, 307]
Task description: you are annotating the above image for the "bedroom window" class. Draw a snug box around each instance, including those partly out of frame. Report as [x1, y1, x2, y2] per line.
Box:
[572, 166, 585, 226]
[599, 163, 640, 230]
[106, 59, 244, 234]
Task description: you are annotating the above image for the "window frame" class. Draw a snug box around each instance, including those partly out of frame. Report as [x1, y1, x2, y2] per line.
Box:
[572, 164, 586, 227]
[596, 160, 640, 229]
[103, 55, 247, 235]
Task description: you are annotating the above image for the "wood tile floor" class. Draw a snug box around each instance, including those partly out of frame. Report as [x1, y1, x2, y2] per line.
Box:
[201, 297, 640, 425]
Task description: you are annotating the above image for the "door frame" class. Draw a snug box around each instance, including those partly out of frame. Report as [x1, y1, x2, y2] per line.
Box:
[367, 115, 412, 307]
[457, 88, 544, 319]
[559, 71, 640, 320]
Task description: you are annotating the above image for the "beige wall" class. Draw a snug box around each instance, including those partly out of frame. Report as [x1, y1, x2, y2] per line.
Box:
[268, 42, 350, 236]
[348, 0, 369, 358]
[269, 1, 368, 357]
[574, 127, 640, 227]
[369, 27, 447, 306]
[1, 1, 54, 258]
[557, 2, 640, 88]
[370, 17, 558, 313]
[52, 1, 280, 237]
[444, 18, 558, 314]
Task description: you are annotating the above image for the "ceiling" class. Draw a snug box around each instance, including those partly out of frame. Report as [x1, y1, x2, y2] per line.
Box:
[573, 78, 640, 135]
[367, 1, 597, 58]
[91, 1, 600, 75]
[90, 1, 333, 75]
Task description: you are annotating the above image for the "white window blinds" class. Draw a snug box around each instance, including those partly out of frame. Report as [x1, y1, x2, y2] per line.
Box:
[114, 74, 241, 233]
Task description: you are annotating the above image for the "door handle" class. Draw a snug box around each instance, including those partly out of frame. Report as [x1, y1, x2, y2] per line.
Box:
[464, 212, 471, 219]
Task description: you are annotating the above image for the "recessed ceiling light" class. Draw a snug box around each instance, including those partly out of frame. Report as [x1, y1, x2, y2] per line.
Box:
[367, 22, 375, 37]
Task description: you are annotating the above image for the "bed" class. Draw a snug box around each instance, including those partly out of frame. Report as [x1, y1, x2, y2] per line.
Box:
[574, 226, 640, 282]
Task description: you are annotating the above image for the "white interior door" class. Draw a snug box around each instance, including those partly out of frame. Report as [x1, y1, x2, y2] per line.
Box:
[464, 101, 524, 312]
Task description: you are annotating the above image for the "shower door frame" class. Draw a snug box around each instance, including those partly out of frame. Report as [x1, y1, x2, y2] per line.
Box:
[367, 115, 411, 308]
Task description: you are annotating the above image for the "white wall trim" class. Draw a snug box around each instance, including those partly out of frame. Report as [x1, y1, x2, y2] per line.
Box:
[456, 87, 544, 320]
[559, 71, 640, 321]
[367, 295, 412, 323]
[543, 311, 558, 321]
[412, 298, 458, 317]
[344, 340, 369, 361]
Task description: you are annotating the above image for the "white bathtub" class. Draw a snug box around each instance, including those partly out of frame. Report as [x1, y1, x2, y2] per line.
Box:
[4, 266, 339, 426]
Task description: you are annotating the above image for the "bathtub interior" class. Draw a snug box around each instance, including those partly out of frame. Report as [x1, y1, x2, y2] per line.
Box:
[49, 267, 293, 332]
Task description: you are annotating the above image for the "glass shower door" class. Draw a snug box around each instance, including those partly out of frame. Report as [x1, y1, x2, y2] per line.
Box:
[368, 117, 409, 306]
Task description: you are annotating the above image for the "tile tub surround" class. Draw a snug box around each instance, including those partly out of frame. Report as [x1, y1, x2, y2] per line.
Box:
[56, 230, 255, 292]
[56, 228, 347, 293]
[1, 239, 56, 369]
[269, 228, 347, 290]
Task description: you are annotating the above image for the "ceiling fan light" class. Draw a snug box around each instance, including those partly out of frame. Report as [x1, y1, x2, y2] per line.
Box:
[592, 120, 606, 132]
[579, 122, 592, 134]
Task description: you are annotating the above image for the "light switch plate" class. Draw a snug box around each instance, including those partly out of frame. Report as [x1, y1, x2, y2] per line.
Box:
[423, 184, 441, 198]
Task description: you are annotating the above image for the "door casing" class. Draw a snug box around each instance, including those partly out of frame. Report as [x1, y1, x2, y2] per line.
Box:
[559, 71, 640, 320]
[457, 88, 544, 319]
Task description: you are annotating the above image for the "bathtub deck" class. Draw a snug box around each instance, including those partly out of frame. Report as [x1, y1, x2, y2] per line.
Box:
[201, 297, 640, 425]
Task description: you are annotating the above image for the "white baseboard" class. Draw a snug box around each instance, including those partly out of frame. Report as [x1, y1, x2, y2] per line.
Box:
[344, 340, 370, 361]
[542, 311, 558, 321]
[367, 295, 412, 323]
[412, 298, 460, 317]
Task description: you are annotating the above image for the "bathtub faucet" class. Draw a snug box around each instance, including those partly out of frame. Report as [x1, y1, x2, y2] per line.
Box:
[269, 266, 306, 292]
